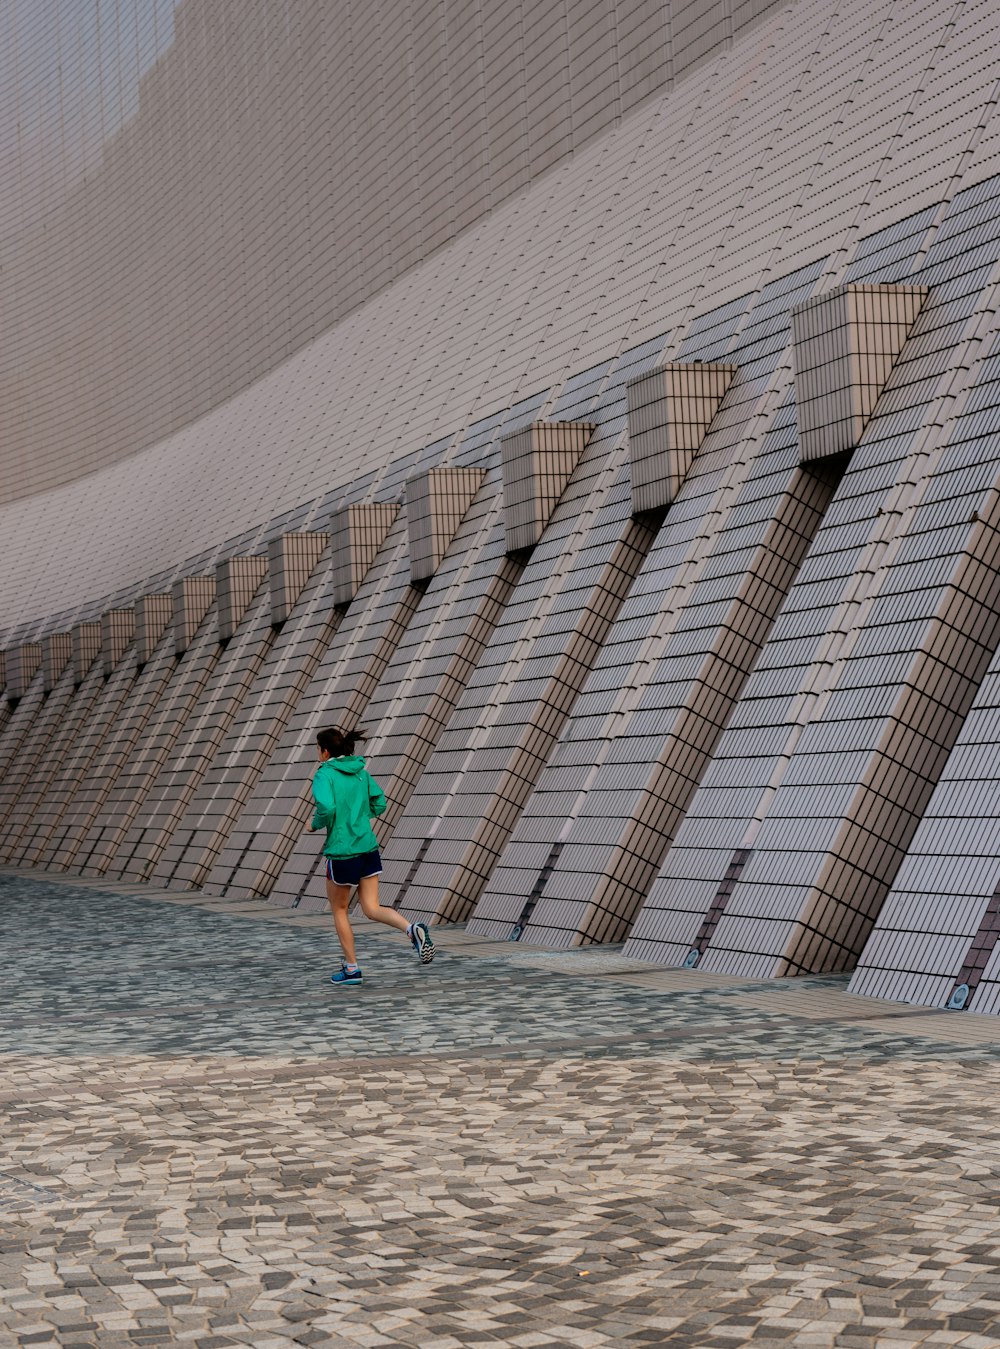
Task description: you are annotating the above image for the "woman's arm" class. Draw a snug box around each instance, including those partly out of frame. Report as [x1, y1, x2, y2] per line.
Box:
[311, 770, 337, 831]
[367, 773, 387, 818]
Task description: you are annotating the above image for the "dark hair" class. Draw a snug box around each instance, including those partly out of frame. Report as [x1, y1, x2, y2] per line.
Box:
[317, 726, 365, 757]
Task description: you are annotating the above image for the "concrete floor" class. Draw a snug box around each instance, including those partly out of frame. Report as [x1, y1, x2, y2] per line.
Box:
[2, 869, 1000, 1348]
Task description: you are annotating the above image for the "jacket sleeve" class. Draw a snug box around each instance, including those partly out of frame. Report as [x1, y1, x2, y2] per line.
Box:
[367, 772, 387, 818]
[311, 769, 337, 831]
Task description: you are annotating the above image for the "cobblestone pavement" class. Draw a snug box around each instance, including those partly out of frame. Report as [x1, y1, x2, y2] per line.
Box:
[3, 871, 1000, 1348]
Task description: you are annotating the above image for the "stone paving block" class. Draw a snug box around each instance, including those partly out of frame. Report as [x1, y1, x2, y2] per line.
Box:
[2, 871, 1000, 1347]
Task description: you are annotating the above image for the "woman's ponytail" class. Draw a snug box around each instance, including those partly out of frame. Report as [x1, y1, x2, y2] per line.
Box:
[317, 726, 366, 757]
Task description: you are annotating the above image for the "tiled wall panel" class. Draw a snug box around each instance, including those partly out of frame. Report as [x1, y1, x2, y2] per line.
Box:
[205, 512, 418, 903]
[375, 341, 668, 927]
[0, 663, 79, 836]
[72, 624, 102, 685]
[408, 469, 485, 583]
[47, 626, 182, 872]
[110, 584, 276, 884]
[363, 475, 524, 842]
[41, 632, 72, 691]
[627, 362, 736, 513]
[269, 464, 524, 911]
[330, 505, 400, 607]
[470, 265, 846, 945]
[6, 645, 43, 700]
[135, 595, 173, 665]
[501, 424, 594, 554]
[792, 285, 927, 463]
[101, 610, 136, 678]
[849, 626, 1000, 1012]
[9, 651, 139, 869]
[77, 605, 224, 877]
[268, 534, 330, 627]
[625, 182, 1000, 976]
[0, 669, 48, 778]
[216, 560, 268, 643]
[174, 578, 217, 655]
[151, 547, 342, 889]
[0, 665, 109, 866]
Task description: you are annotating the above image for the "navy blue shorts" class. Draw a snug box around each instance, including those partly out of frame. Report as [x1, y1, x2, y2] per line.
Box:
[325, 849, 382, 887]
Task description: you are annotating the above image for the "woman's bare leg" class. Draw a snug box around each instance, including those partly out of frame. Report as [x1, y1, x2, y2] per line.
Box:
[326, 879, 357, 965]
[356, 873, 411, 933]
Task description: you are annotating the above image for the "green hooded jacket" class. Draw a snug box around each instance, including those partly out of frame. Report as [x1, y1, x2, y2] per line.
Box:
[311, 755, 387, 858]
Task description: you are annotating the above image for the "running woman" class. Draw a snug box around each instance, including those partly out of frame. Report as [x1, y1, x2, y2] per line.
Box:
[309, 726, 434, 984]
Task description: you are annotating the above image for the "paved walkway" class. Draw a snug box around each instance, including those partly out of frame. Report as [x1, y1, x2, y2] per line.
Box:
[3, 871, 1000, 1349]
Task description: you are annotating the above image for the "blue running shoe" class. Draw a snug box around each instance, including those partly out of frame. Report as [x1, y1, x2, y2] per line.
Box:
[331, 963, 363, 985]
[411, 922, 435, 964]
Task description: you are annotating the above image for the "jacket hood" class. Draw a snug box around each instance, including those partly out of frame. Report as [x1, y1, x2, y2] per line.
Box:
[322, 754, 367, 775]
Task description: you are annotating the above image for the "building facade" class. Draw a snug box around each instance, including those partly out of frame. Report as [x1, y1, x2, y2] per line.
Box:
[4, 0, 1000, 1013]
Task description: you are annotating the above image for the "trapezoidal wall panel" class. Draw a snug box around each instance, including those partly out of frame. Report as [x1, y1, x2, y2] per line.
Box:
[1, 659, 108, 866]
[849, 635, 1000, 1014]
[626, 360, 736, 514]
[269, 470, 515, 911]
[5, 644, 42, 700]
[42, 633, 72, 691]
[135, 594, 174, 665]
[0, 661, 48, 778]
[376, 343, 666, 927]
[236, 511, 424, 907]
[114, 576, 276, 886]
[363, 471, 525, 844]
[17, 647, 140, 870]
[406, 468, 485, 583]
[0, 660, 79, 840]
[152, 542, 342, 890]
[80, 597, 224, 878]
[72, 623, 101, 684]
[54, 621, 184, 872]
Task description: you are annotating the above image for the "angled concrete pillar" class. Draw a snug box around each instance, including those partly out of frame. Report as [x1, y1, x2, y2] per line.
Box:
[102, 609, 135, 676]
[330, 504, 399, 606]
[216, 556, 268, 641]
[792, 283, 927, 462]
[406, 468, 485, 583]
[626, 362, 737, 513]
[72, 622, 102, 683]
[42, 633, 72, 691]
[268, 532, 329, 625]
[7, 643, 42, 699]
[501, 422, 594, 554]
[172, 576, 216, 655]
[135, 594, 174, 664]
